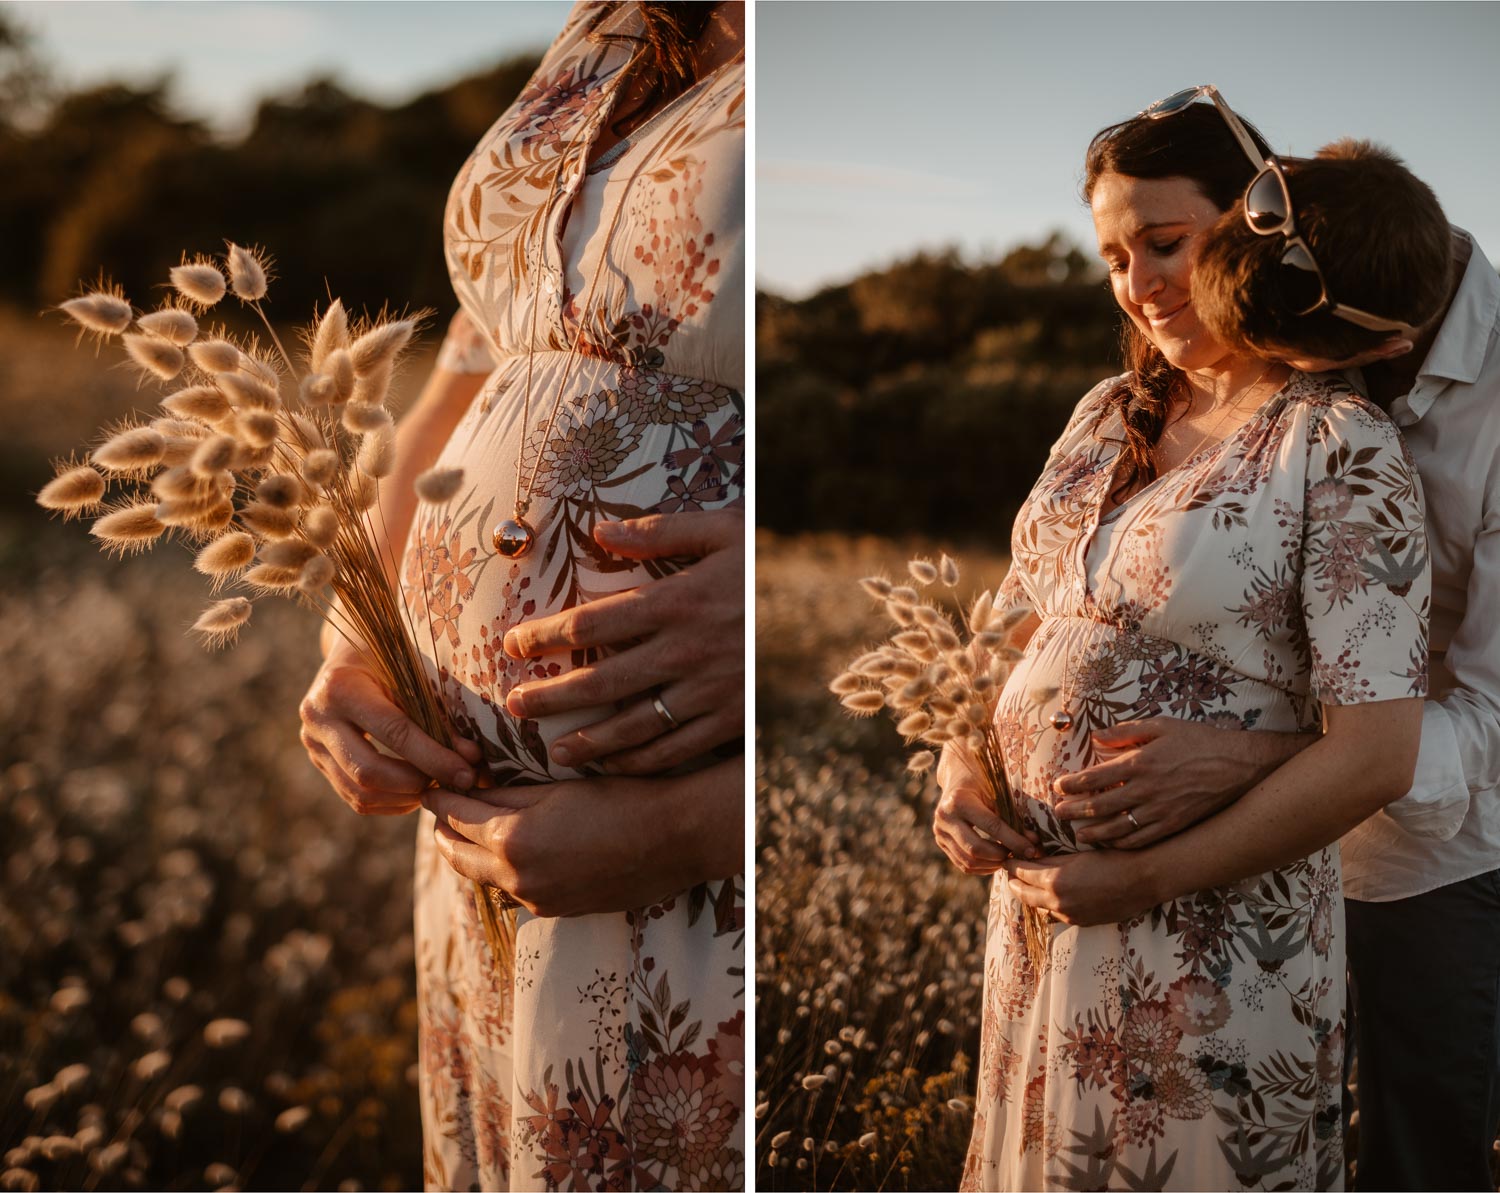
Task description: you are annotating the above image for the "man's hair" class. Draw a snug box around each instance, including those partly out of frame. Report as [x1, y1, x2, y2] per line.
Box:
[1195, 140, 1452, 359]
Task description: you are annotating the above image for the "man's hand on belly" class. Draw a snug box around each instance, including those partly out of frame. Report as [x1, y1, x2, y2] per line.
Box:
[1052, 718, 1314, 848]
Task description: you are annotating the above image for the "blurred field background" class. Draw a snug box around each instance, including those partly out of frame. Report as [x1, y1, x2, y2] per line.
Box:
[753, 240, 1125, 1191]
[0, 8, 544, 1190]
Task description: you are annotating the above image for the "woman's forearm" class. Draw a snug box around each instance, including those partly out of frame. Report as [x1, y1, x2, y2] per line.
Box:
[1130, 698, 1422, 904]
[664, 757, 744, 883]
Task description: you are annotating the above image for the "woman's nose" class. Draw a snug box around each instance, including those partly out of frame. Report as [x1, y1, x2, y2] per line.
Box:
[1125, 258, 1163, 307]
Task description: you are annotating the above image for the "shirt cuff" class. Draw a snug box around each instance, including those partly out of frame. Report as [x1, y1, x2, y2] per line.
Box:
[1383, 702, 1469, 841]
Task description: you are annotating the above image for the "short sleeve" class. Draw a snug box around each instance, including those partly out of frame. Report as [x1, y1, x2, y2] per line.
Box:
[435, 309, 498, 375]
[1045, 374, 1124, 468]
[1299, 397, 1430, 706]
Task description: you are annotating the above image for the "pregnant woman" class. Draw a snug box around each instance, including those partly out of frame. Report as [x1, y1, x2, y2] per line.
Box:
[298, 4, 745, 1189]
[936, 91, 1433, 1191]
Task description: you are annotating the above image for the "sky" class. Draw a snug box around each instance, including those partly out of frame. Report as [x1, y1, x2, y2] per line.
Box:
[7, 1, 574, 135]
[759, 1, 1500, 297]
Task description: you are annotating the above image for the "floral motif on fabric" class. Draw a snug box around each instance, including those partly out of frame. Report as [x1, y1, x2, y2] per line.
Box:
[962, 372, 1429, 1192]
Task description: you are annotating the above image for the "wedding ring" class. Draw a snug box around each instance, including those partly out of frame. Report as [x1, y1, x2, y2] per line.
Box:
[1124, 809, 1142, 831]
[651, 693, 680, 732]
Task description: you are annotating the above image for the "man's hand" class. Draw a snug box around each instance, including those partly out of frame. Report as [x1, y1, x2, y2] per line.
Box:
[1052, 719, 1311, 848]
[502, 509, 744, 773]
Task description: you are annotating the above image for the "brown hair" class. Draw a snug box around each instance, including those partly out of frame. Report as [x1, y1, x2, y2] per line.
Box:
[590, 3, 723, 136]
[1082, 102, 1272, 497]
[1194, 140, 1452, 360]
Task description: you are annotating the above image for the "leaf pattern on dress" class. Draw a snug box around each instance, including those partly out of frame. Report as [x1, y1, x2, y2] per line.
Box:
[963, 372, 1429, 1192]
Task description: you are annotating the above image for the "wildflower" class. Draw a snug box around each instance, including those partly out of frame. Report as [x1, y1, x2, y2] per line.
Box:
[349, 319, 415, 375]
[840, 691, 884, 716]
[415, 466, 464, 503]
[260, 539, 316, 569]
[310, 299, 349, 371]
[256, 474, 304, 509]
[342, 402, 393, 435]
[939, 553, 959, 586]
[800, 1074, 828, 1090]
[301, 506, 339, 548]
[137, 307, 198, 346]
[239, 502, 299, 539]
[889, 585, 919, 605]
[189, 339, 242, 374]
[132, 1050, 171, 1081]
[300, 374, 336, 405]
[274, 1106, 311, 1133]
[225, 243, 269, 301]
[859, 575, 893, 599]
[301, 449, 339, 488]
[907, 750, 936, 774]
[122, 332, 185, 381]
[161, 385, 232, 424]
[236, 409, 279, 449]
[60, 290, 133, 336]
[828, 672, 862, 696]
[170, 260, 227, 307]
[326, 348, 355, 402]
[356, 427, 395, 478]
[243, 563, 302, 591]
[218, 372, 279, 411]
[191, 598, 252, 647]
[91, 503, 165, 553]
[204, 1019, 251, 1048]
[93, 427, 164, 471]
[36, 465, 106, 516]
[299, 555, 335, 592]
[190, 435, 237, 477]
[908, 558, 938, 585]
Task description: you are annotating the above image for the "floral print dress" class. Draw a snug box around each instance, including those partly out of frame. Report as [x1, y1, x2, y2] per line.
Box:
[404, 7, 745, 1190]
[961, 373, 1429, 1192]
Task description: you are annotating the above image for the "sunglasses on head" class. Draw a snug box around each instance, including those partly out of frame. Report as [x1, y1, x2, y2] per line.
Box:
[1139, 86, 1421, 340]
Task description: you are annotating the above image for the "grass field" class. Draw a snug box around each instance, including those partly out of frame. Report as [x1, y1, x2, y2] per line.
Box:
[754, 531, 1012, 1192]
[0, 308, 436, 1191]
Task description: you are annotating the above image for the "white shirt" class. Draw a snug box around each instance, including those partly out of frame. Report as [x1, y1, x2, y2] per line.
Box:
[1340, 230, 1500, 901]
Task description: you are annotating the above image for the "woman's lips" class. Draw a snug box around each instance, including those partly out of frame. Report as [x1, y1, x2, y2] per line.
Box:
[1146, 302, 1188, 330]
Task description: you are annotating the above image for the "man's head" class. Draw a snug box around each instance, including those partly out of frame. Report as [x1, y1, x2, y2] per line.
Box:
[1194, 139, 1453, 371]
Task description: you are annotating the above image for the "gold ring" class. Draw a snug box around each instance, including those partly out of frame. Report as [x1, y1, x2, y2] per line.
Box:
[651, 693, 680, 732]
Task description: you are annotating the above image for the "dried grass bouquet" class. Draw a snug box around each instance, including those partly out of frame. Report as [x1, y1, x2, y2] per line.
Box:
[38, 244, 516, 968]
[830, 554, 1048, 972]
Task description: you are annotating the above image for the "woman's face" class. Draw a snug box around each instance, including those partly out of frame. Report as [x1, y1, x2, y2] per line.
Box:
[1090, 171, 1231, 373]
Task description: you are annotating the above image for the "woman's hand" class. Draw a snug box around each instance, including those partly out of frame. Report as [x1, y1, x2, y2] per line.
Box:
[1003, 850, 1157, 926]
[422, 759, 742, 917]
[300, 637, 480, 815]
[1051, 719, 1312, 848]
[502, 509, 745, 774]
[932, 742, 1041, 874]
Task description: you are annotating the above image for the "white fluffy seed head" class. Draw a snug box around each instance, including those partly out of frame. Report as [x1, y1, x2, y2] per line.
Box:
[236, 409, 280, 449]
[414, 466, 464, 503]
[907, 750, 937, 775]
[858, 576, 893, 600]
[840, 690, 885, 717]
[188, 339, 242, 374]
[351, 359, 391, 408]
[190, 435, 237, 477]
[193, 532, 255, 581]
[256, 474, 304, 509]
[939, 554, 959, 586]
[301, 449, 338, 488]
[170, 262, 227, 307]
[828, 672, 863, 696]
[289, 413, 326, 449]
[356, 428, 395, 479]
[347, 468, 378, 511]
[225, 243, 269, 301]
[259, 539, 316, 569]
[239, 502, 298, 540]
[349, 320, 415, 376]
[60, 291, 133, 336]
[301, 505, 339, 548]
[342, 402, 392, 435]
[37, 464, 107, 516]
[161, 385, 232, 425]
[326, 349, 354, 402]
[122, 332, 184, 381]
[93, 427, 165, 471]
[310, 299, 349, 372]
[218, 372, 279, 411]
[299, 374, 336, 406]
[242, 352, 279, 390]
[91, 503, 165, 554]
[242, 563, 301, 591]
[298, 554, 335, 593]
[908, 559, 938, 585]
[137, 308, 198, 347]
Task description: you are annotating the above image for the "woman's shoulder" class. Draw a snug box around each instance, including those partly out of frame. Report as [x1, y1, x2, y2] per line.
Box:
[1278, 370, 1407, 453]
[1056, 372, 1129, 441]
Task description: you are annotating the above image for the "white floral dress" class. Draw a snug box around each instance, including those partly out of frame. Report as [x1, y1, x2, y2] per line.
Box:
[403, 7, 744, 1190]
[962, 373, 1429, 1192]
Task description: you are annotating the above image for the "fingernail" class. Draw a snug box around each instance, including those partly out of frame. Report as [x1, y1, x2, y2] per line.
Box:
[506, 688, 527, 716]
[550, 743, 573, 766]
[503, 631, 521, 658]
[454, 769, 474, 791]
[1027, 847, 1041, 859]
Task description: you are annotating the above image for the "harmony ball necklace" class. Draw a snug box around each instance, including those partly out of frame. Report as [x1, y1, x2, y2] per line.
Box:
[491, 50, 729, 559]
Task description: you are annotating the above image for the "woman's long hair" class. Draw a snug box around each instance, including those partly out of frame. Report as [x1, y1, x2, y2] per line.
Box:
[591, 2, 723, 136]
[1083, 102, 1272, 496]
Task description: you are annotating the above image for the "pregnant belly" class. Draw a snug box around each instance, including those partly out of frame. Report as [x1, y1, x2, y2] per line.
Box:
[995, 616, 1303, 850]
